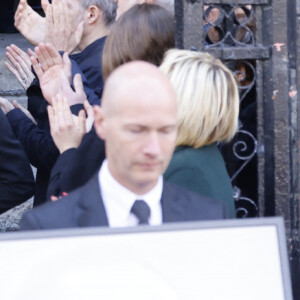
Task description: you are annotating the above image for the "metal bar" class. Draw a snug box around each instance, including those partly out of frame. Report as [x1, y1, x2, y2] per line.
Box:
[205, 46, 271, 60]
[203, 0, 270, 4]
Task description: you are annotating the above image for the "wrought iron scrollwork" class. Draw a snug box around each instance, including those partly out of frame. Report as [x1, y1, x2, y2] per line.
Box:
[203, 4, 255, 47]
[222, 59, 258, 217]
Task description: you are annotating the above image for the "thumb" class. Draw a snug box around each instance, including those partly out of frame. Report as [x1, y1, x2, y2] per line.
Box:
[63, 52, 72, 83]
[41, 0, 49, 14]
[74, 73, 84, 95]
[84, 100, 94, 118]
[75, 22, 84, 46]
[78, 109, 87, 135]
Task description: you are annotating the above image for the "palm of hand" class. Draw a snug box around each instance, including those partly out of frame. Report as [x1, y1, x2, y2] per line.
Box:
[17, 9, 45, 45]
[40, 65, 66, 104]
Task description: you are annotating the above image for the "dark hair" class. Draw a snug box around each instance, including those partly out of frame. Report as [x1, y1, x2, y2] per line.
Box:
[102, 3, 175, 80]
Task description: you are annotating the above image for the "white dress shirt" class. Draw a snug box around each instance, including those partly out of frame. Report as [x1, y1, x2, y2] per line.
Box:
[98, 160, 163, 227]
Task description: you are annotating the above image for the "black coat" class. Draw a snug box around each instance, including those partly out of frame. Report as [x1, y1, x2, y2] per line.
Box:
[47, 126, 105, 198]
[6, 37, 106, 205]
[0, 108, 35, 213]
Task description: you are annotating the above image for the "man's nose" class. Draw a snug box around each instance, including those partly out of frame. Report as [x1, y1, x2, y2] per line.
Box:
[143, 133, 161, 156]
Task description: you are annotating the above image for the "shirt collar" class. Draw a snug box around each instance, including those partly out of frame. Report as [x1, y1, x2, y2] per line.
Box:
[98, 160, 163, 227]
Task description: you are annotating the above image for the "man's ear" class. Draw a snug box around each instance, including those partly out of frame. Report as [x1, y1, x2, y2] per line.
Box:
[85, 5, 101, 25]
[94, 105, 106, 140]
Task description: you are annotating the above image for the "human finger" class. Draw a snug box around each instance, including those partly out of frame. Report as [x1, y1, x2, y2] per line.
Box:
[73, 74, 84, 95]
[28, 48, 36, 58]
[6, 51, 19, 70]
[83, 100, 93, 115]
[30, 55, 44, 79]
[46, 2, 54, 25]
[16, 55, 33, 79]
[75, 22, 84, 49]
[62, 52, 72, 82]
[34, 44, 50, 71]
[78, 109, 87, 135]
[52, 0, 60, 25]
[45, 43, 63, 66]
[10, 44, 32, 69]
[14, 0, 26, 19]
[5, 62, 27, 89]
[41, 0, 49, 14]
[61, 97, 73, 125]
[5, 53, 27, 80]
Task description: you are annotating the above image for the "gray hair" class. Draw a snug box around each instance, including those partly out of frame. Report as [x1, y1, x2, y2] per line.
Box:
[81, 0, 117, 26]
[155, 0, 174, 16]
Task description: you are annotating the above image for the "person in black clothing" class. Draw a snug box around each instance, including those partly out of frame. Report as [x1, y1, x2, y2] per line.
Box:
[46, 4, 175, 198]
[0, 107, 35, 213]
[2, 0, 117, 205]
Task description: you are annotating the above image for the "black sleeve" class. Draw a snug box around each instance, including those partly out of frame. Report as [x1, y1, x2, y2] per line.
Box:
[47, 126, 106, 198]
[0, 108, 35, 213]
[6, 108, 59, 171]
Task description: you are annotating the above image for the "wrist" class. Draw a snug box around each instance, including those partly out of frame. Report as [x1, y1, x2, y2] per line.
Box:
[59, 144, 77, 154]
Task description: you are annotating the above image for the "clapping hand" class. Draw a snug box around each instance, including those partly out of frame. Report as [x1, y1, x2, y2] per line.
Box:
[5, 44, 35, 90]
[14, 0, 49, 46]
[45, 0, 84, 53]
[31, 43, 88, 106]
[48, 94, 86, 153]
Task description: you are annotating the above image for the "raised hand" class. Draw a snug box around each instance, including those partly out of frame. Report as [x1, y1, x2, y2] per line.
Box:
[31, 43, 87, 106]
[5, 44, 35, 90]
[30, 43, 71, 104]
[14, 0, 46, 46]
[48, 94, 86, 153]
[45, 0, 84, 53]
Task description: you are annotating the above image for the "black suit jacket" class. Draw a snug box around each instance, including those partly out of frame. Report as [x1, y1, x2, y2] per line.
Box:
[46, 126, 105, 199]
[20, 174, 228, 230]
[0, 108, 35, 213]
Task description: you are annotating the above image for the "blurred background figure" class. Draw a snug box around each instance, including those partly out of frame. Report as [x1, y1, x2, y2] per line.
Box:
[161, 49, 239, 218]
[0, 106, 35, 213]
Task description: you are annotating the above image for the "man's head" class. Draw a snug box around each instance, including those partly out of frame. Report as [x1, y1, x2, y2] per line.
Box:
[115, 0, 174, 19]
[80, 0, 117, 27]
[64, 0, 117, 49]
[94, 61, 178, 195]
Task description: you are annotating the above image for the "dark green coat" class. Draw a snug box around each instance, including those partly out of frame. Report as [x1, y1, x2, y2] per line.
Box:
[164, 143, 236, 218]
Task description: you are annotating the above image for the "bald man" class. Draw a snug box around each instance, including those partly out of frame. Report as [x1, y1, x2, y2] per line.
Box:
[20, 62, 227, 230]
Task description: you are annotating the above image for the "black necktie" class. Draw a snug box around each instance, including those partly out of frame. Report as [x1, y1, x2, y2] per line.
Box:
[131, 200, 151, 225]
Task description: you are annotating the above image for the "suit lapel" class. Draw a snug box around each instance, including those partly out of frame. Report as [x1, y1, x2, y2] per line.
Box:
[77, 173, 109, 227]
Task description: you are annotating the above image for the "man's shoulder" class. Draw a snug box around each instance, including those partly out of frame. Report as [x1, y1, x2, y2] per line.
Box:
[20, 181, 91, 230]
[162, 181, 228, 220]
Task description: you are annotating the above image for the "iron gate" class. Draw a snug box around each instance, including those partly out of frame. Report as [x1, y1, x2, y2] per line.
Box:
[174, 0, 300, 297]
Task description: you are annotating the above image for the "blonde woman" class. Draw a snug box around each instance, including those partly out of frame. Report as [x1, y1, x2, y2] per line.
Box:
[161, 49, 239, 218]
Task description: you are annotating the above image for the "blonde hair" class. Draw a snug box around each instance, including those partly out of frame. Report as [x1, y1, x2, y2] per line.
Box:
[160, 49, 239, 148]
